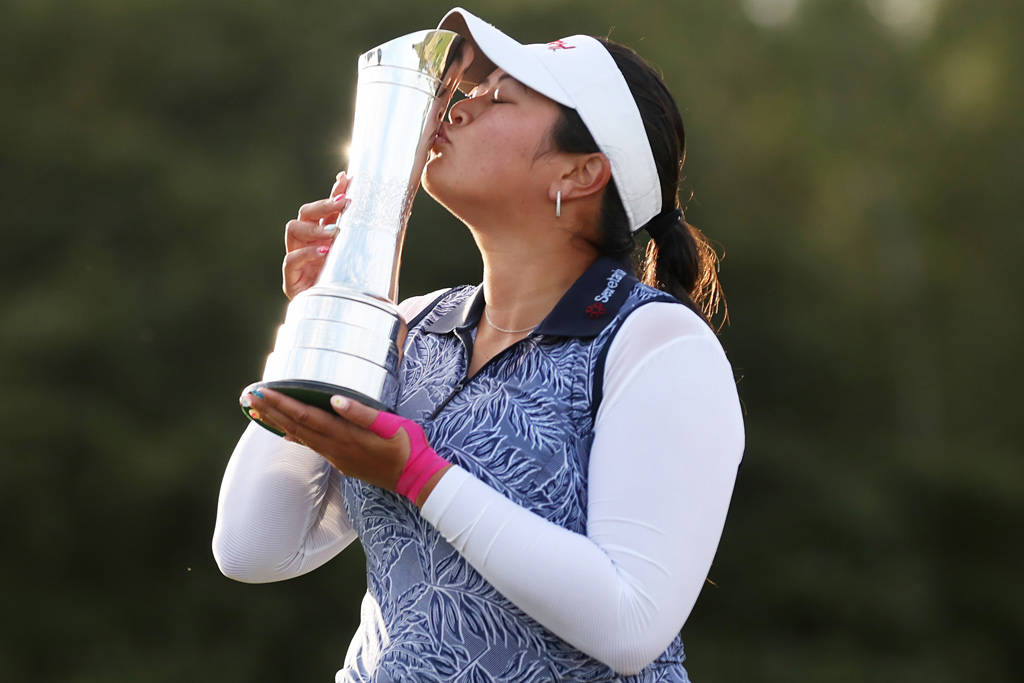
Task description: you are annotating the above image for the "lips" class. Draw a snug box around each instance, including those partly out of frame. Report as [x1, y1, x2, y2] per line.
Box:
[432, 125, 451, 149]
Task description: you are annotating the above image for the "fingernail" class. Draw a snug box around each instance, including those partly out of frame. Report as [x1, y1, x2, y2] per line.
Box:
[321, 223, 338, 233]
[317, 246, 330, 256]
[333, 193, 347, 202]
[251, 389, 265, 399]
[240, 394, 252, 408]
[331, 395, 349, 410]
[250, 409, 262, 421]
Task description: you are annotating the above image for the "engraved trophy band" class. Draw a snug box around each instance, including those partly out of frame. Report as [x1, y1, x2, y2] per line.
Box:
[243, 29, 468, 432]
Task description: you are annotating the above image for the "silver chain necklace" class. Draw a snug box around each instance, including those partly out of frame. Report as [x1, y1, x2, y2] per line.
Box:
[483, 307, 538, 334]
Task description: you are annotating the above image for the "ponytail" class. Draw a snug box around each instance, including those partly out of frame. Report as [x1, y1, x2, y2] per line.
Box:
[550, 39, 729, 330]
[640, 210, 727, 329]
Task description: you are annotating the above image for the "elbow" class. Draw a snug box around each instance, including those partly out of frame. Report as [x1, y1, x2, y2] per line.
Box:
[590, 611, 684, 676]
[598, 634, 679, 679]
[212, 552, 268, 585]
[605, 656, 644, 678]
[211, 529, 283, 584]
[599, 635, 679, 677]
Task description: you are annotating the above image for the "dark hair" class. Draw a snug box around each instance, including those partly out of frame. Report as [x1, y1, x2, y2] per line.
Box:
[551, 38, 727, 329]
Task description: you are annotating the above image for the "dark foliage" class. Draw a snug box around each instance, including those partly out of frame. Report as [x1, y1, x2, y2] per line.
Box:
[1, 1, 1020, 681]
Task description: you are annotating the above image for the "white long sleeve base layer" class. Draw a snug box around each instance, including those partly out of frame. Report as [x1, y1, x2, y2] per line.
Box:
[213, 297, 744, 675]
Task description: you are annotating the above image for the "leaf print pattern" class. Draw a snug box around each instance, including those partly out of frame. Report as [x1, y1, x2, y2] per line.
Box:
[337, 281, 691, 682]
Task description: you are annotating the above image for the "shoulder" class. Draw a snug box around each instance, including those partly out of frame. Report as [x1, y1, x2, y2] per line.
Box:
[602, 294, 733, 400]
[596, 298, 742, 449]
[398, 289, 450, 322]
[602, 280, 719, 362]
[615, 296, 717, 355]
[398, 285, 476, 329]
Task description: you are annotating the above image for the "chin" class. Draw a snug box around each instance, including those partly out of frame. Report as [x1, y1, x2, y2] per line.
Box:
[422, 159, 450, 204]
[422, 166, 476, 227]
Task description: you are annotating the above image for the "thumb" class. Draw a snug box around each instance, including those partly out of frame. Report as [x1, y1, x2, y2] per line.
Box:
[329, 395, 381, 430]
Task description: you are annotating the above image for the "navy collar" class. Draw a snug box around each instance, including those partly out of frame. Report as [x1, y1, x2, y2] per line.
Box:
[422, 256, 638, 339]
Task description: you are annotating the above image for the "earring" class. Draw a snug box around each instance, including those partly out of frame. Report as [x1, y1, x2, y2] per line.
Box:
[555, 190, 561, 218]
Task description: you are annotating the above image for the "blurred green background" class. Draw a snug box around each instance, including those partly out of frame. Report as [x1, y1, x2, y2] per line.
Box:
[2, 0, 1020, 680]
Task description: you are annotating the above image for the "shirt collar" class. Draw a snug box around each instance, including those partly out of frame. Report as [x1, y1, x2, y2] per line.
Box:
[422, 256, 637, 339]
[423, 284, 486, 334]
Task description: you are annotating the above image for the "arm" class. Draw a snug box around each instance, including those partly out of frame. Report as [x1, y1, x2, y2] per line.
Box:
[420, 303, 744, 674]
[212, 293, 442, 582]
[212, 423, 357, 583]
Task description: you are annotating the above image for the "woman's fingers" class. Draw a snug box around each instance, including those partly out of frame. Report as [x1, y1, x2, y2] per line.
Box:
[329, 171, 352, 199]
[283, 244, 331, 299]
[284, 172, 352, 255]
[285, 218, 338, 252]
[297, 194, 352, 225]
[329, 395, 381, 430]
[246, 389, 337, 447]
[241, 388, 406, 488]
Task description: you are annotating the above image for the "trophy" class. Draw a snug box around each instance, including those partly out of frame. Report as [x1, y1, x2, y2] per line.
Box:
[243, 29, 468, 433]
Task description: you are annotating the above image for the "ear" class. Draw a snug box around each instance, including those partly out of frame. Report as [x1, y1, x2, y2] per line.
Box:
[549, 152, 612, 204]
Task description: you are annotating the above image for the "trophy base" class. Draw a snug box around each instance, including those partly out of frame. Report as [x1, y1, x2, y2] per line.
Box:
[241, 379, 389, 436]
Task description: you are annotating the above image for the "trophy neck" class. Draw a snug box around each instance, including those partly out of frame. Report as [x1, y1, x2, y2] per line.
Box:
[317, 29, 466, 303]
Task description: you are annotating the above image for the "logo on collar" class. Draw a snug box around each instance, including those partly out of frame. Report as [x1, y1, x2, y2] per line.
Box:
[594, 268, 626, 304]
[547, 40, 576, 52]
[585, 302, 606, 319]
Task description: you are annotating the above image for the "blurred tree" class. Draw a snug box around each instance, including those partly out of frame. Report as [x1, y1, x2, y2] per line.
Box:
[1, 0, 1019, 681]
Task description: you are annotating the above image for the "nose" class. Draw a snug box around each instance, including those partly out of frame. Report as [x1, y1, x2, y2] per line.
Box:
[447, 96, 474, 126]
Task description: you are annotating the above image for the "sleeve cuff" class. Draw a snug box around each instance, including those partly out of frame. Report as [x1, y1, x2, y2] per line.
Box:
[419, 464, 471, 524]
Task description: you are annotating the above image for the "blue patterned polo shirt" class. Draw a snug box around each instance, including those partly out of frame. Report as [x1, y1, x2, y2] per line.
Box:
[337, 256, 692, 682]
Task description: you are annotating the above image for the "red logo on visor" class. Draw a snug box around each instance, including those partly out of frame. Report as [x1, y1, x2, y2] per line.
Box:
[585, 302, 607, 319]
[547, 40, 576, 52]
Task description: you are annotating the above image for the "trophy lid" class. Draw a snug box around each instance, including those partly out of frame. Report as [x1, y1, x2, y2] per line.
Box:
[360, 29, 466, 93]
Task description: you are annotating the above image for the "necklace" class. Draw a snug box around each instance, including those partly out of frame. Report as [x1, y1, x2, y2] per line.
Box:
[483, 307, 538, 334]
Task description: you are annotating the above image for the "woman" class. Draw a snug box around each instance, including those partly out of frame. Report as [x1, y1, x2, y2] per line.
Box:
[214, 7, 744, 682]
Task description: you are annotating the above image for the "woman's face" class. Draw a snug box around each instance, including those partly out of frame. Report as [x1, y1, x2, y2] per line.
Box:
[422, 69, 564, 222]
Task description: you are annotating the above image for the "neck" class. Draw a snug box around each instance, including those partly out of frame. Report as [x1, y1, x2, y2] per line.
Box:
[470, 219, 597, 332]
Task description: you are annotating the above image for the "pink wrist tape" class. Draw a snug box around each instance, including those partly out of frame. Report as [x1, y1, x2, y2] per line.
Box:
[368, 411, 450, 503]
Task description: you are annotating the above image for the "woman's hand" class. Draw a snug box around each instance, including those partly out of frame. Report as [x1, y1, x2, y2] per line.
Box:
[243, 387, 407, 491]
[283, 172, 353, 299]
[240, 388, 453, 506]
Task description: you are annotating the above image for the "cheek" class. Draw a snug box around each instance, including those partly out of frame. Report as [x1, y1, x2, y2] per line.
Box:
[423, 113, 554, 201]
[470, 123, 546, 180]
[426, 134, 526, 188]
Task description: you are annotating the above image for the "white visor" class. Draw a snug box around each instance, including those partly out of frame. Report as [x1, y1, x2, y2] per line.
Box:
[437, 7, 662, 232]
